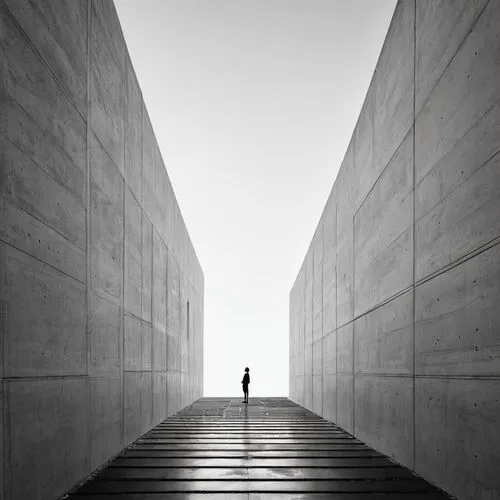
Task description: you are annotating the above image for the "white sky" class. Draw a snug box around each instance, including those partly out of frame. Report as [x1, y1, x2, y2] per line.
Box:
[115, 0, 396, 397]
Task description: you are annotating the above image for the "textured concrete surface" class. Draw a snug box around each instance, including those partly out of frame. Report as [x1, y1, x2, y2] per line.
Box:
[0, 1, 204, 499]
[68, 398, 451, 499]
[289, 1, 500, 499]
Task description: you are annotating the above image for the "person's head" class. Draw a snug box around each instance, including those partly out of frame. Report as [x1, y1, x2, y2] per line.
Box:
[245, 367, 249, 372]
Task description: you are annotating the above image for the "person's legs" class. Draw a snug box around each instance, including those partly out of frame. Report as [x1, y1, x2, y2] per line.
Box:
[243, 385, 248, 403]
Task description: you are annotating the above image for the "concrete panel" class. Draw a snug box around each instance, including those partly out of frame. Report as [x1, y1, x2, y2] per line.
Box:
[90, 0, 124, 173]
[167, 334, 180, 372]
[415, 0, 489, 115]
[152, 230, 167, 372]
[416, 244, 500, 376]
[124, 187, 142, 317]
[312, 339, 322, 376]
[124, 55, 142, 201]
[0, 137, 85, 249]
[167, 251, 181, 337]
[0, 381, 3, 500]
[153, 147, 168, 242]
[167, 372, 181, 417]
[304, 374, 313, 411]
[337, 323, 353, 374]
[141, 212, 152, 323]
[322, 252, 336, 336]
[336, 374, 353, 434]
[89, 293, 121, 376]
[0, 196, 85, 282]
[415, 378, 500, 500]
[180, 336, 189, 373]
[141, 106, 155, 224]
[354, 133, 413, 315]
[90, 134, 123, 304]
[373, 0, 414, 174]
[322, 371, 336, 424]
[141, 321, 152, 371]
[124, 372, 141, 446]
[4, 0, 88, 115]
[90, 376, 123, 470]
[1, 11, 86, 233]
[416, 146, 500, 281]
[354, 291, 413, 376]
[124, 313, 141, 372]
[336, 142, 355, 237]
[336, 234, 353, 328]
[336, 147, 354, 326]
[1, 243, 86, 377]
[152, 372, 167, 425]
[312, 374, 322, 417]
[415, 0, 500, 184]
[139, 371, 152, 434]
[322, 196, 336, 336]
[354, 79, 375, 209]
[355, 375, 413, 469]
[304, 344, 313, 377]
[312, 226, 323, 343]
[416, 98, 500, 222]
[4, 378, 90, 500]
[304, 252, 313, 345]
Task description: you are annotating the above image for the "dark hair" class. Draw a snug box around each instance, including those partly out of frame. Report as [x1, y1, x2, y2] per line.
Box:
[245, 367, 249, 372]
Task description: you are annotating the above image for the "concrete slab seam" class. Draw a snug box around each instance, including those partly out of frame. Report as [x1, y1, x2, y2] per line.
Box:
[0, 235, 86, 287]
[121, 54, 127, 449]
[412, 0, 417, 472]
[0, 0, 87, 123]
[415, 108, 500, 221]
[0, 135, 87, 251]
[414, 0, 492, 121]
[85, 0, 93, 472]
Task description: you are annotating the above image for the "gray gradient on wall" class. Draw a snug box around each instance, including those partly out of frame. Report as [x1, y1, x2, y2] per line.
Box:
[0, 1, 204, 499]
[289, 1, 500, 499]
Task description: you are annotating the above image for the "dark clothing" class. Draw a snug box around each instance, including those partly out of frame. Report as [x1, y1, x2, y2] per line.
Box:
[242, 372, 250, 396]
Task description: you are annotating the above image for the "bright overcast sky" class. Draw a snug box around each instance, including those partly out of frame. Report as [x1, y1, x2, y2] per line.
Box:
[115, 0, 396, 397]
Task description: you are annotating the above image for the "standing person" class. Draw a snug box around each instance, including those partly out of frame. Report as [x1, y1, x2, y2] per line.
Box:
[241, 367, 250, 404]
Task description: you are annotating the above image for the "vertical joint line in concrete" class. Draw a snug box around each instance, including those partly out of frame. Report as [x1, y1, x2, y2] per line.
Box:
[321, 221, 324, 417]
[121, 54, 127, 448]
[412, 0, 417, 470]
[303, 258, 306, 407]
[335, 200, 338, 424]
[352, 134, 356, 435]
[86, 0, 93, 464]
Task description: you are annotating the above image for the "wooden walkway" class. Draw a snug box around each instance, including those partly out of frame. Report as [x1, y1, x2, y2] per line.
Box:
[69, 398, 451, 499]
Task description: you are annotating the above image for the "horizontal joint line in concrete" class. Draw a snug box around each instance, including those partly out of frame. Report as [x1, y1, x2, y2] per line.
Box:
[3, 374, 88, 381]
[353, 126, 414, 222]
[414, 0, 492, 119]
[0, 0, 87, 122]
[0, 139, 86, 250]
[414, 374, 500, 381]
[415, 235, 500, 288]
[415, 135, 500, 221]
[0, 237, 86, 286]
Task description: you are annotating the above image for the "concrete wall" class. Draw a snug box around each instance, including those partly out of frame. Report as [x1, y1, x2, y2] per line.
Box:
[289, 1, 500, 499]
[0, 1, 204, 499]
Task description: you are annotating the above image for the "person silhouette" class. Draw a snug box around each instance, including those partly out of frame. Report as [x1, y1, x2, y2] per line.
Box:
[241, 367, 250, 404]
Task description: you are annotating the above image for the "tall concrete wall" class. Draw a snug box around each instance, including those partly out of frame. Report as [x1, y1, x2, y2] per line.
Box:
[289, 1, 500, 499]
[0, 1, 204, 499]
